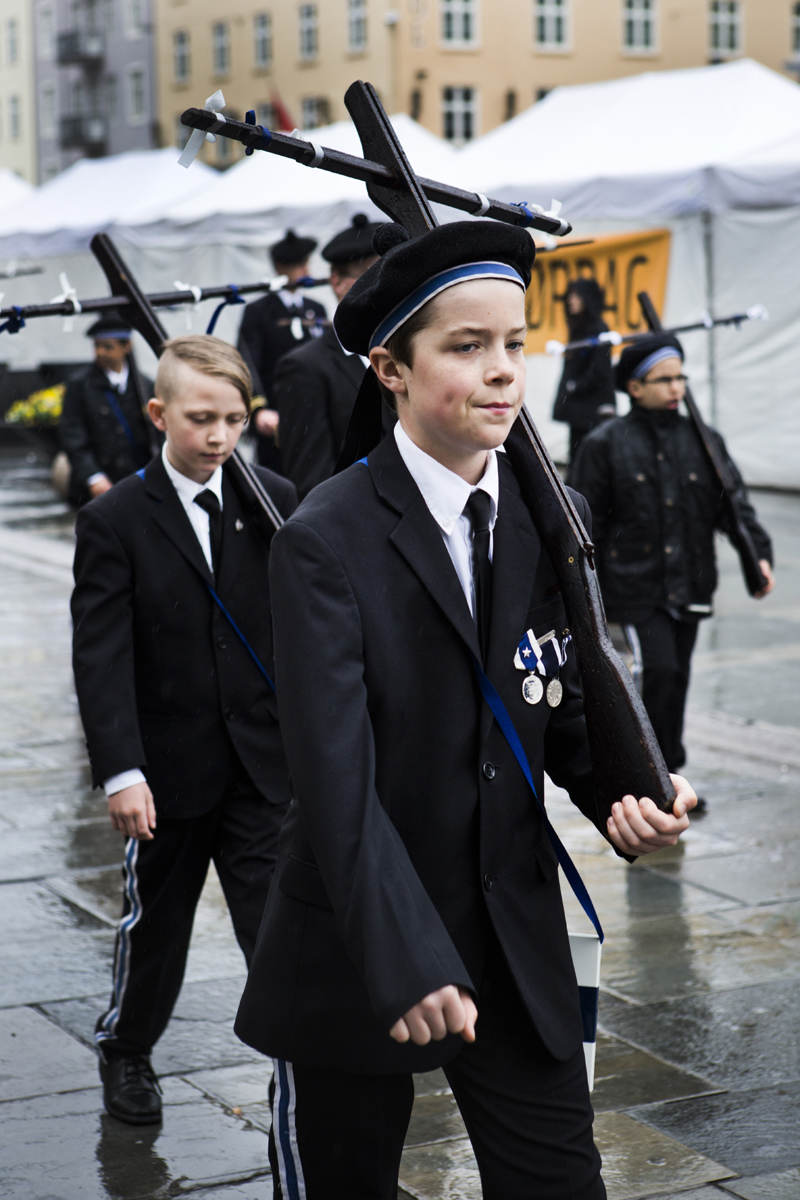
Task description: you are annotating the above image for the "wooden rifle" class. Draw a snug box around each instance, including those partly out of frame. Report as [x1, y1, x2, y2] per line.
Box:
[637, 290, 768, 597]
[340, 82, 677, 819]
[89, 232, 285, 535]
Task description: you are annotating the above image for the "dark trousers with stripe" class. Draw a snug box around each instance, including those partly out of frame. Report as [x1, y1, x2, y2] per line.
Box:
[625, 611, 700, 772]
[268, 945, 605, 1200]
[96, 763, 283, 1058]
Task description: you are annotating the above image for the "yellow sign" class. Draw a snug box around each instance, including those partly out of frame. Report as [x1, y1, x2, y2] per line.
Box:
[524, 229, 672, 355]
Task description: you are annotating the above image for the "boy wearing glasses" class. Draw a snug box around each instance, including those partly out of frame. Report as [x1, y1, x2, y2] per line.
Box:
[71, 335, 296, 1125]
[571, 333, 774, 794]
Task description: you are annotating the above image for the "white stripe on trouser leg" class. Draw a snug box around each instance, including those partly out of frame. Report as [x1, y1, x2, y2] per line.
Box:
[96, 836, 143, 1045]
[272, 1058, 307, 1199]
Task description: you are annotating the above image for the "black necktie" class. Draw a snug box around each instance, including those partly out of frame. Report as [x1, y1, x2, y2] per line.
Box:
[194, 489, 223, 575]
[464, 490, 492, 659]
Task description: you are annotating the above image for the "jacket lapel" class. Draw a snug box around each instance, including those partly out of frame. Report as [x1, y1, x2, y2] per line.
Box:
[143, 456, 213, 585]
[368, 437, 482, 660]
[217, 471, 249, 590]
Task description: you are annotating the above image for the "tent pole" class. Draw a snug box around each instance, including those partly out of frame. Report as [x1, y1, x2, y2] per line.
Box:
[702, 210, 719, 425]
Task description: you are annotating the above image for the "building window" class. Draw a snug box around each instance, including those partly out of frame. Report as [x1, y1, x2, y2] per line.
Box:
[709, 1, 740, 54]
[793, 2, 800, 54]
[173, 30, 191, 83]
[441, 0, 477, 45]
[125, 0, 146, 37]
[348, 0, 368, 52]
[127, 67, 146, 122]
[40, 85, 56, 138]
[299, 5, 318, 60]
[622, 0, 656, 51]
[38, 7, 55, 61]
[7, 18, 19, 64]
[9, 95, 20, 140]
[212, 20, 231, 75]
[534, 0, 568, 48]
[301, 95, 330, 128]
[257, 101, 276, 127]
[106, 76, 117, 117]
[442, 85, 476, 143]
[254, 13, 273, 67]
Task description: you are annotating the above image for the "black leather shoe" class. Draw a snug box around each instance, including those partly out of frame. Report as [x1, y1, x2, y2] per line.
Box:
[99, 1052, 162, 1124]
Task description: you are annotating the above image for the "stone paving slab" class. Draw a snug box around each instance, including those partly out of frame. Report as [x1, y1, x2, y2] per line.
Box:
[592, 1032, 720, 1112]
[626, 1081, 800, 1179]
[599, 978, 799, 1090]
[0, 882, 111, 1007]
[0, 1006, 98, 1101]
[720, 1168, 800, 1199]
[0, 1077, 269, 1200]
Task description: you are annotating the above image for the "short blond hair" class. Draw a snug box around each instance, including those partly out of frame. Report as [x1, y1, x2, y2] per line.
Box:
[155, 335, 252, 411]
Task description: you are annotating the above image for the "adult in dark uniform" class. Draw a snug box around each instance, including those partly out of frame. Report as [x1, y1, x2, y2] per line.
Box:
[552, 278, 616, 474]
[236, 222, 697, 1198]
[71, 335, 296, 1125]
[59, 313, 157, 506]
[571, 333, 774, 795]
[236, 229, 327, 471]
[273, 213, 384, 498]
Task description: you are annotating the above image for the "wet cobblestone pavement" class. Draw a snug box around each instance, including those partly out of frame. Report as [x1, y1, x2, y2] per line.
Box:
[0, 436, 798, 1200]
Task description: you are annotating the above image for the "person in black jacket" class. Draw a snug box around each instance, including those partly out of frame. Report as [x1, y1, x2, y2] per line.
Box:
[571, 333, 774, 788]
[552, 278, 616, 474]
[71, 335, 296, 1126]
[273, 213, 384, 497]
[59, 313, 158, 506]
[236, 229, 327, 471]
[236, 222, 696, 1199]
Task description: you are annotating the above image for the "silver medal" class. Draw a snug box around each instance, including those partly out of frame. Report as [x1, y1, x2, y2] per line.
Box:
[546, 678, 563, 707]
[522, 674, 544, 705]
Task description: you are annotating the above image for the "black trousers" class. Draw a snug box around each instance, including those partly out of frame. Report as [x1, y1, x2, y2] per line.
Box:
[626, 610, 700, 772]
[268, 946, 604, 1200]
[96, 763, 283, 1058]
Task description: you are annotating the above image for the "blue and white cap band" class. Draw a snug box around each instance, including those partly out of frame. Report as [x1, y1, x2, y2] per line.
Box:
[368, 260, 526, 350]
[631, 344, 682, 380]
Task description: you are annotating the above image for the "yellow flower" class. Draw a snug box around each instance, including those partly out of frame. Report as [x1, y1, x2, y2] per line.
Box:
[5, 383, 65, 426]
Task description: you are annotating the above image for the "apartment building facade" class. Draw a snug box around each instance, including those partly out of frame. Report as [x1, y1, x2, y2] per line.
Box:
[157, 0, 800, 169]
[0, 2, 36, 182]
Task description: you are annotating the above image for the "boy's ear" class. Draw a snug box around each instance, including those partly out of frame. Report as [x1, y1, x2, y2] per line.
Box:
[369, 347, 407, 398]
[627, 379, 643, 402]
[147, 397, 167, 430]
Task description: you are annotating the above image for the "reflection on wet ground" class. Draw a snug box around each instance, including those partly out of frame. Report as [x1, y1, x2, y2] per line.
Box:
[0, 441, 798, 1199]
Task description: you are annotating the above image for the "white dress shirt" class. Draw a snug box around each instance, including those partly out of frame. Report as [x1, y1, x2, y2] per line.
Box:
[103, 445, 224, 798]
[393, 422, 498, 619]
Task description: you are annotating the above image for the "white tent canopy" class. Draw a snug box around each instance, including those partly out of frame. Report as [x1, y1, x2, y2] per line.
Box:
[452, 59, 800, 220]
[0, 168, 33, 216]
[0, 149, 218, 256]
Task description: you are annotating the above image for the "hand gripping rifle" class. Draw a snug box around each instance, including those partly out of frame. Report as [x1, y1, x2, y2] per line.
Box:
[637, 290, 768, 597]
[221, 80, 674, 819]
[89, 232, 285, 534]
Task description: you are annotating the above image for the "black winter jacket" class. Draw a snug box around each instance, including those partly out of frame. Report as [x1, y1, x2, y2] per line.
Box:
[571, 406, 772, 623]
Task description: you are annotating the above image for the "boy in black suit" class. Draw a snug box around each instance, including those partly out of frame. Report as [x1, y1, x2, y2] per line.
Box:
[71, 335, 296, 1126]
[236, 223, 696, 1197]
[274, 213, 384, 498]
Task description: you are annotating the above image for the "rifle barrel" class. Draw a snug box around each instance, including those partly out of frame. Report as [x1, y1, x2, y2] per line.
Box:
[179, 106, 572, 237]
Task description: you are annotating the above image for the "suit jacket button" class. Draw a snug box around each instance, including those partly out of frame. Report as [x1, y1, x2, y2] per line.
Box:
[482, 761, 496, 780]
[225, 709, 234, 721]
[216, 636, 227, 649]
[483, 873, 495, 891]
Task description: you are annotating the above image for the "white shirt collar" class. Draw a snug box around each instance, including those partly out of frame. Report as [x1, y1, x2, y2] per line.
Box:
[161, 441, 224, 507]
[104, 363, 129, 390]
[393, 422, 498, 534]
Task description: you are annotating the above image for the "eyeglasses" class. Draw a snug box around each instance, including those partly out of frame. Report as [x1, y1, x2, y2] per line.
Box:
[645, 374, 689, 386]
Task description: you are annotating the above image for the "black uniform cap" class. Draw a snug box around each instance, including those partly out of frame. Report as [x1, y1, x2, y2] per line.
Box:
[322, 213, 385, 266]
[86, 312, 132, 340]
[270, 228, 317, 268]
[334, 220, 535, 356]
[615, 333, 684, 393]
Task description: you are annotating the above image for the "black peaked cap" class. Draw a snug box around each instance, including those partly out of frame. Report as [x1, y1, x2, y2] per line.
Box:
[86, 312, 132, 339]
[334, 220, 535, 356]
[322, 213, 385, 265]
[270, 228, 317, 267]
[615, 333, 684, 393]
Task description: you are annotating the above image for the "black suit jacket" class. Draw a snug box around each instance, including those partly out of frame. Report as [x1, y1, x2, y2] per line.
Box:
[71, 455, 297, 819]
[236, 435, 605, 1075]
[273, 326, 367, 498]
[236, 292, 327, 399]
[59, 361, 157, 503]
